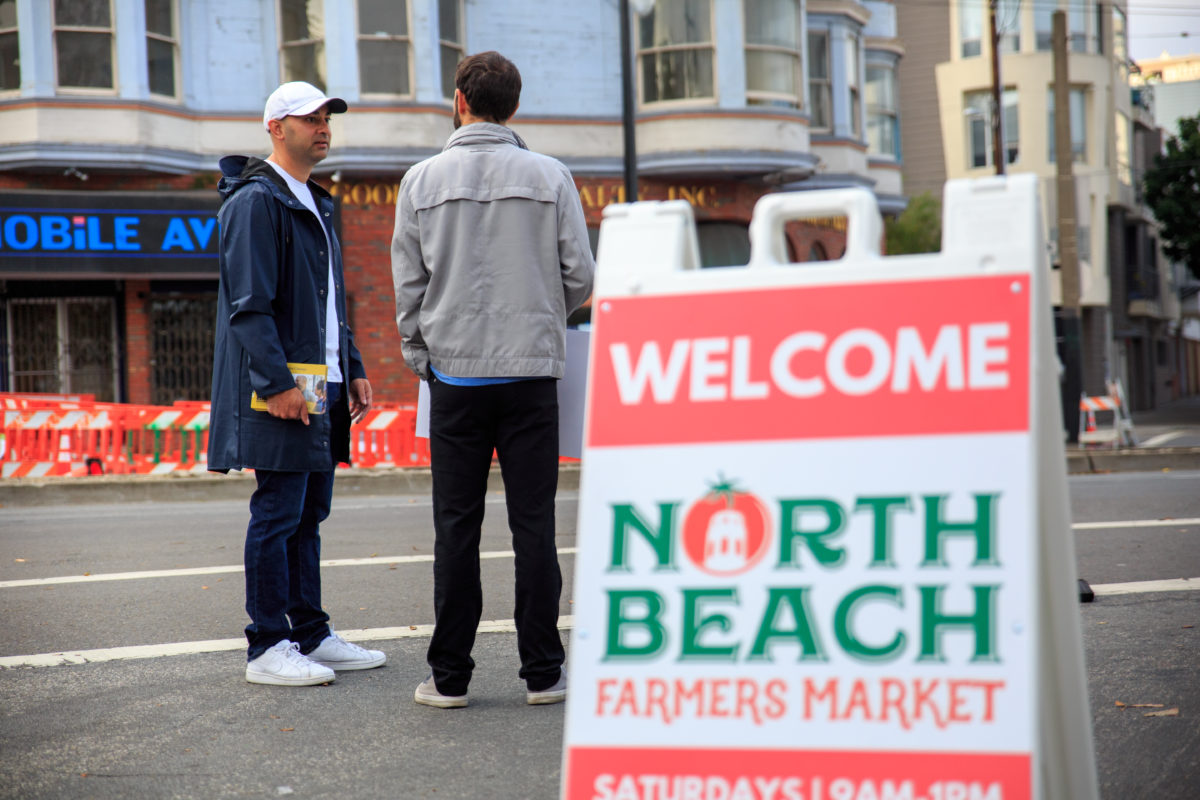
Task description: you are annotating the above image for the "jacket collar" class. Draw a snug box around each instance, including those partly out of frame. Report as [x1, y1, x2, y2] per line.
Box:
[218, 155, 333, 205]
[443, 122, 529, 153]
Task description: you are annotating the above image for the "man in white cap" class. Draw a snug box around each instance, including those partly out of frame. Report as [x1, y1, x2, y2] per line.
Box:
[209, 81, 385, 686]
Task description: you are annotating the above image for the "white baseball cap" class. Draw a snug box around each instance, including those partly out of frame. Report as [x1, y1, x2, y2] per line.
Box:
[263, 81, 348, 130]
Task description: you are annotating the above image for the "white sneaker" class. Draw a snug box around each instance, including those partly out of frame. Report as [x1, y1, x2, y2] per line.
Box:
[527, 668, 567, 705]
[245, 640, 336, 686]
[306, 628, 387, 671]
[414, 675, 468, 709]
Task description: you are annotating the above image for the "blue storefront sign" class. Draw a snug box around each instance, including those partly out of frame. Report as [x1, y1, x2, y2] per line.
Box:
[0, 190, 221, 277]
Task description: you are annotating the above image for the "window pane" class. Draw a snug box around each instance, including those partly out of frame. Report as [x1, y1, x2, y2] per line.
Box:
[1034, 1, 1053, 51]
[844, 36, 859, 86]
[359, 39, 409, 94]
[440, 43, 460, 98]
[55, 0, 110, 27]
[1112, 7, 1127, 62]
[960, 0, 982, 57]
[145, 0, 172, 36]
[998, 0, 1019, 52]
[0, 0, 17, 28]
[282, 42, 325, 90]
[280, 0, 322, 42]
[807, 31, 827, 79]
[868, 113, 897, 158]
[147, 36, 175, 95]
[641, 49, 713, 102]
[0, 32, 17, 90]
[696, 222, 751, 269]
[57, 31, 112, 87]
[1069, 0, 1086, 52]
[438, 0, 459, 43]
[1047, 89, 1087, 162]
[639, 0, 711, 49]
[809, 83, 830, 128]
[359, 0, 406, 36]
[746, 51, 797, 97]
[866, 65, 894, 111]
[745, 0, 798, 48]
[970, 117, 987, 167]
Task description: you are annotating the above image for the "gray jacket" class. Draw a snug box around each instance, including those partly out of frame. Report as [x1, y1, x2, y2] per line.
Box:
[391, 123, 595, 380]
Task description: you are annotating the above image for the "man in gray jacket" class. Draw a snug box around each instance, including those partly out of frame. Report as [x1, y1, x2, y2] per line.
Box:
[392, 51, 594, 709]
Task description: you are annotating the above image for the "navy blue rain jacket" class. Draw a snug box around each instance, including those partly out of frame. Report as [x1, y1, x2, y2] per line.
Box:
[208, 155, 366, 472]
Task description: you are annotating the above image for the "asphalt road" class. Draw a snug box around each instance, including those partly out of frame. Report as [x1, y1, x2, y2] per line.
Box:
[1, 471, 1197, 800]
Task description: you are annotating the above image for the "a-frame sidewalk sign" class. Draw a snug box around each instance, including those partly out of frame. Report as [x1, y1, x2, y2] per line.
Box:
[561, 175, 1099, 800]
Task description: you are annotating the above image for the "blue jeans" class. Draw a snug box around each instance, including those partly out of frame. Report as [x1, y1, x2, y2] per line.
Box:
[243, 382, 340, 661]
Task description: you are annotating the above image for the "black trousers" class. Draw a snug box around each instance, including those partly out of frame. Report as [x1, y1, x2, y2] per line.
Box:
[427, 377, 565, 695]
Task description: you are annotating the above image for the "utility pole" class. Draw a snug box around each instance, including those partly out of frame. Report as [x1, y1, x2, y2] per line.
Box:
[988, 0, 1006, 174]
[1053, 10, 1083, 442]
[619, 0, 638, 204]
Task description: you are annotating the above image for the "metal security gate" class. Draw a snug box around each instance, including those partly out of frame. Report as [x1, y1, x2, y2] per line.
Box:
[5, 297, 119, 400]
[150, 294, 216, 406]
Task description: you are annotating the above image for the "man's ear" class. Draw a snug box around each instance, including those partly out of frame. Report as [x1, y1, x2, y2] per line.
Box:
[454, 89, 467, 117]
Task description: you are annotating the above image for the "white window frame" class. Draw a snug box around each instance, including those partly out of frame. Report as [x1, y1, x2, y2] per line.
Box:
[866, 63, 898, 159]
[636, 0, 717, 108]
[278, 0, 326, 91]
[807, 29, 831, 132]
[438, 0, 464, 101]
[960, 0, 983, 58]
[1112, 5, 1128, 80]
[356, 0, 413, 98]
[965, 87, 1019, 169]
[145, 0, 180, 101]
[743, 0, 803, 109]
[1047, 86, 1087, 164]
[1115, 110, 1131, 186]
[53, 0, 117, 94]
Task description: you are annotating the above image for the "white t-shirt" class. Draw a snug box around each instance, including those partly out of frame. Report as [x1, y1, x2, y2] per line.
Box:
[266, 159, 343, 383]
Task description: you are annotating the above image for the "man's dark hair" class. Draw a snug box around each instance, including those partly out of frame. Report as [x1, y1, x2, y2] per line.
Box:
[455, 51, 521, 123]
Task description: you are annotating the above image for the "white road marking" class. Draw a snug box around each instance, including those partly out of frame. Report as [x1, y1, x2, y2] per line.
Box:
[1089, 577, 1199, 597]
[0, 547, 579, 589]
[1072, 517, 1200, 530]
[0, 617, 575, 670]
[1138, 431, 1187, 447]
[4, 517, 1199, 589]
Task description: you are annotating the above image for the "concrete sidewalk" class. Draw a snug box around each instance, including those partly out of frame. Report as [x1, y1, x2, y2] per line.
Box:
[1, 395, 1198, 508]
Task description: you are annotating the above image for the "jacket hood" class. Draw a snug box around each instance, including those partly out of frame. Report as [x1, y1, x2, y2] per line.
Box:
[217, 155, 333, 204]
[443, 122, 529, 153]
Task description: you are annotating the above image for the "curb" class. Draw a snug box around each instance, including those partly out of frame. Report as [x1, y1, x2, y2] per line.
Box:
[1066, 447, 1200, 475]
[0, 463, 582, 508]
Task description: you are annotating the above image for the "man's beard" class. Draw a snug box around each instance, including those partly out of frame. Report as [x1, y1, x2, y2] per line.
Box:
[453, 107, 461, 129]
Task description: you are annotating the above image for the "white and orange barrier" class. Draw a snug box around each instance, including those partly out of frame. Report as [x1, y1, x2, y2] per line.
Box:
[1079, 380, 1136, 448]
[1, 393, 436, 477]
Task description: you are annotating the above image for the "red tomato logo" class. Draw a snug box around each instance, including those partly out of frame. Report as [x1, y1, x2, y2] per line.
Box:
[681, 477, 771, 576]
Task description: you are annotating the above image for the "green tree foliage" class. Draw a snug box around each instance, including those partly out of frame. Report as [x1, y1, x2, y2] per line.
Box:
[1143, 113, 1200, 281]
[885, 191, 942, 255]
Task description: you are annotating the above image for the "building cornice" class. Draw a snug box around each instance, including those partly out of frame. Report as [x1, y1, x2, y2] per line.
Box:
[808, 0, 872, 27]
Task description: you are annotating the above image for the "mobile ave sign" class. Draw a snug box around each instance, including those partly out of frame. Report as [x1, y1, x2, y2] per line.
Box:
[561, 177, 1098, 800]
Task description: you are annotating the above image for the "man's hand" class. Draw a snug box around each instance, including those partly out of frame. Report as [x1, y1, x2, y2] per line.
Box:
[349, 378, 373, 423]
[266, 387, 310, 425]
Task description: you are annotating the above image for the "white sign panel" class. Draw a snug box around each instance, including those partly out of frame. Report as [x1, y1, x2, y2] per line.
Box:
[557, 181, 1103, 800]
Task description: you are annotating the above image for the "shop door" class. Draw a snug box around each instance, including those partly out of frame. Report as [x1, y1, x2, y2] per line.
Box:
[5, 297, 118, 400]
[150, 294, 216, 405]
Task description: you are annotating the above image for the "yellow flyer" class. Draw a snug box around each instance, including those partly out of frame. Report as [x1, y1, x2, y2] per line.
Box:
[250, 362, 328, 414]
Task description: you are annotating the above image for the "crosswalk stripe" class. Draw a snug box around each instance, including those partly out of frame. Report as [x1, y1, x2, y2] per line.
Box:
[0, 617, 575, 670]
[0, 548, 579, 589]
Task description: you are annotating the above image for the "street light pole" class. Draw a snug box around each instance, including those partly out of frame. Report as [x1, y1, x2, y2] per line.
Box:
[620, 0, 638, 203]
